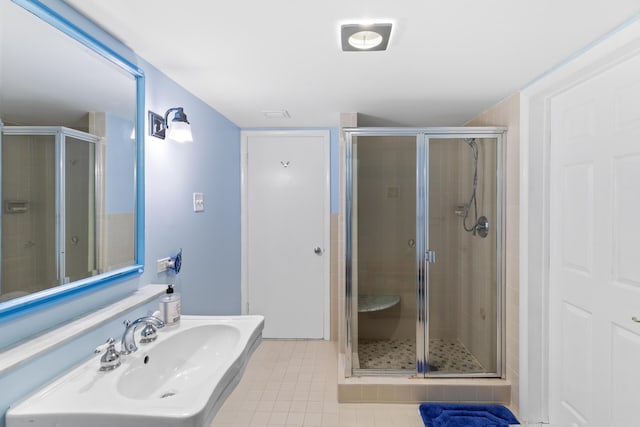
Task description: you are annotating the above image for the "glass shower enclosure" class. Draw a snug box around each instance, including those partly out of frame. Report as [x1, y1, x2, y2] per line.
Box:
[345, 127, 506, 377]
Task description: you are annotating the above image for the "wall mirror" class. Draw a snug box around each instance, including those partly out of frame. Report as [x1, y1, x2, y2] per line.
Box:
[0, 0, 145, 322]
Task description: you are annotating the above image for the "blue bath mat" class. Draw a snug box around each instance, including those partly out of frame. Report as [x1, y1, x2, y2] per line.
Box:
[419, 403, 519, 426]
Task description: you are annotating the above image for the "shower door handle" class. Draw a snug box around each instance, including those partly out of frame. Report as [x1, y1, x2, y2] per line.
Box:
[313, 247, 323, 255]
[425, 250, 436, 263]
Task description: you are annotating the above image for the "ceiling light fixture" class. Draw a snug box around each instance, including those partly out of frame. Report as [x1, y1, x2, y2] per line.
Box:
[341, 23, 392, 52]
[148, 107, 193, 143]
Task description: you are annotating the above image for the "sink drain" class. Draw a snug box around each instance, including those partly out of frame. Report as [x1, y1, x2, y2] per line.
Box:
[160, 390, 177, 399]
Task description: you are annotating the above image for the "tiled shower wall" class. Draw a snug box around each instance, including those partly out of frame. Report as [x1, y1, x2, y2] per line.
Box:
[466, 93, 521, 413]
[428, 140, 462, 340]
[103, 213, 135, 270]
[1, 134, 56, 296]
[454, 137, 498, 372]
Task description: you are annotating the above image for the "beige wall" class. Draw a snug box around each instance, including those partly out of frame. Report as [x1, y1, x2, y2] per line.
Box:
[457, 137, 498, 372]
[103, 212, 135, 271]
[466, 93, 521, 412]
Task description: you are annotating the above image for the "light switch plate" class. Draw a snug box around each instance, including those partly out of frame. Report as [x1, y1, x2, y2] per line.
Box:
[193, 192, 204, 212]
[156, 257, 171, 273]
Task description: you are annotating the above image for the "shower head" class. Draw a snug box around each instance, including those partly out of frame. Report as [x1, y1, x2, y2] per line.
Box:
[464, 138, 478, 157]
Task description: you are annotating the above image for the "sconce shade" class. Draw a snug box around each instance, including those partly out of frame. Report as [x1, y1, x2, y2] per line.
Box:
[167, 121, 192, 143]
[165, 107, 193, 143]
[149, 107, 193, 142]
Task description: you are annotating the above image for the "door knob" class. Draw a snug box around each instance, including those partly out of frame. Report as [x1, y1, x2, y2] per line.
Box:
[313, 247, 323, 255]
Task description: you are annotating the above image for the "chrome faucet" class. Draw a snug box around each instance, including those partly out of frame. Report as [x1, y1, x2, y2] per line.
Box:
[94, 337, 122, 371]
[120, 315, 165, 355]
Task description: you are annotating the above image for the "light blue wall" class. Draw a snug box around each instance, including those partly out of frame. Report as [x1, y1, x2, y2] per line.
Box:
[143, 60, 242, 316]
[0, 1, 242, 424]
[0, 2, 342, 424]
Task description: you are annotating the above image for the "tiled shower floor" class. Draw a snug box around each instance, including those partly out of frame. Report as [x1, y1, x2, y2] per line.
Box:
[357, 338, 485, 373]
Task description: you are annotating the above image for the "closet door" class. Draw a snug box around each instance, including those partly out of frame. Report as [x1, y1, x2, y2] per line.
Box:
[242, 131, 330, 339]
[549, 53, 640, 426]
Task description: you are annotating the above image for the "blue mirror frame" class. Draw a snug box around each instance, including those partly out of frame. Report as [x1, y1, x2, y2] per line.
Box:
[0, 0, 145, 322]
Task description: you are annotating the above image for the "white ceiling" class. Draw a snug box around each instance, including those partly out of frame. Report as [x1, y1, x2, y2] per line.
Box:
[0, 1, 136, 129]
[64, 0, 640, 128]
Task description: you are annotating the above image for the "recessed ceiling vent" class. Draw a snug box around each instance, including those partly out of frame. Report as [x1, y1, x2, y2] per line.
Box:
[341, 23, 392, 52]
[262, 110, 291, 119]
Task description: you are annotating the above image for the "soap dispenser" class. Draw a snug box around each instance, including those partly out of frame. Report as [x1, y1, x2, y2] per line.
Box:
[159, 284, 181, 326]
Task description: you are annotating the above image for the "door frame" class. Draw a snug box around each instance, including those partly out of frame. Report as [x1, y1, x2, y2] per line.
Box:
[520, 18, 640, 424]
[240, 130, 331, 340]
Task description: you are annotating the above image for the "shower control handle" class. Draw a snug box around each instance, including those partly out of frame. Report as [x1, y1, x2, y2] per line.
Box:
[313, 247, 323, 255]
[476, 216, 490, 238]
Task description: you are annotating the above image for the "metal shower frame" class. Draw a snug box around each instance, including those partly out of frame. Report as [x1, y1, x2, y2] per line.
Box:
[344, 126, 507, 378]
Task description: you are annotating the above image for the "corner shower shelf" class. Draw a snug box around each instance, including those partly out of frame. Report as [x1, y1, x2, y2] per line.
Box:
[358, 294, 400, 313]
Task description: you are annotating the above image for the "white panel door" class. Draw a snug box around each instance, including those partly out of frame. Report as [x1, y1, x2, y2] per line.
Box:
[243, 131, 329, 339]
[549, 53, 640, 426]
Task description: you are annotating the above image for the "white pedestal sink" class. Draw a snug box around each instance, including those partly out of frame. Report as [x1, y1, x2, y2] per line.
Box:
[7, 315, 264, 427]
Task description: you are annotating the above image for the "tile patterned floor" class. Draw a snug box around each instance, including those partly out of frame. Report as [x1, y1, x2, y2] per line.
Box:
[210, 340, 424, 427]
[427, 339, 486, 373]
[357, 338, 415, 370]
[357, 338, 485, 373]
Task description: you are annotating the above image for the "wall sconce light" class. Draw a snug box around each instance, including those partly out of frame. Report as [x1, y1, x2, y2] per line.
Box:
[148, 107, 193, 143]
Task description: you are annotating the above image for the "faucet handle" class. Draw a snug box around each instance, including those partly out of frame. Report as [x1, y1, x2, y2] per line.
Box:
[94, 338, 121, 371]
[139, 323, 158, 343]
[94, 337, 116, 353]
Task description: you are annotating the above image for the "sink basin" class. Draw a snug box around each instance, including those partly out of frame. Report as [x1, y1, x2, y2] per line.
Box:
[117, 323, 241, 400]
[7, 315, 264, 427]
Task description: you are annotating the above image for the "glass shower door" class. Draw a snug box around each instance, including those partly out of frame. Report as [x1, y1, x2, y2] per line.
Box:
[1, 134, 57, 296]
[345, 128, 504, 378]
[426, 137, 500, 376]
[350, 134, 418, 373]
[65, 136, 96, 283]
